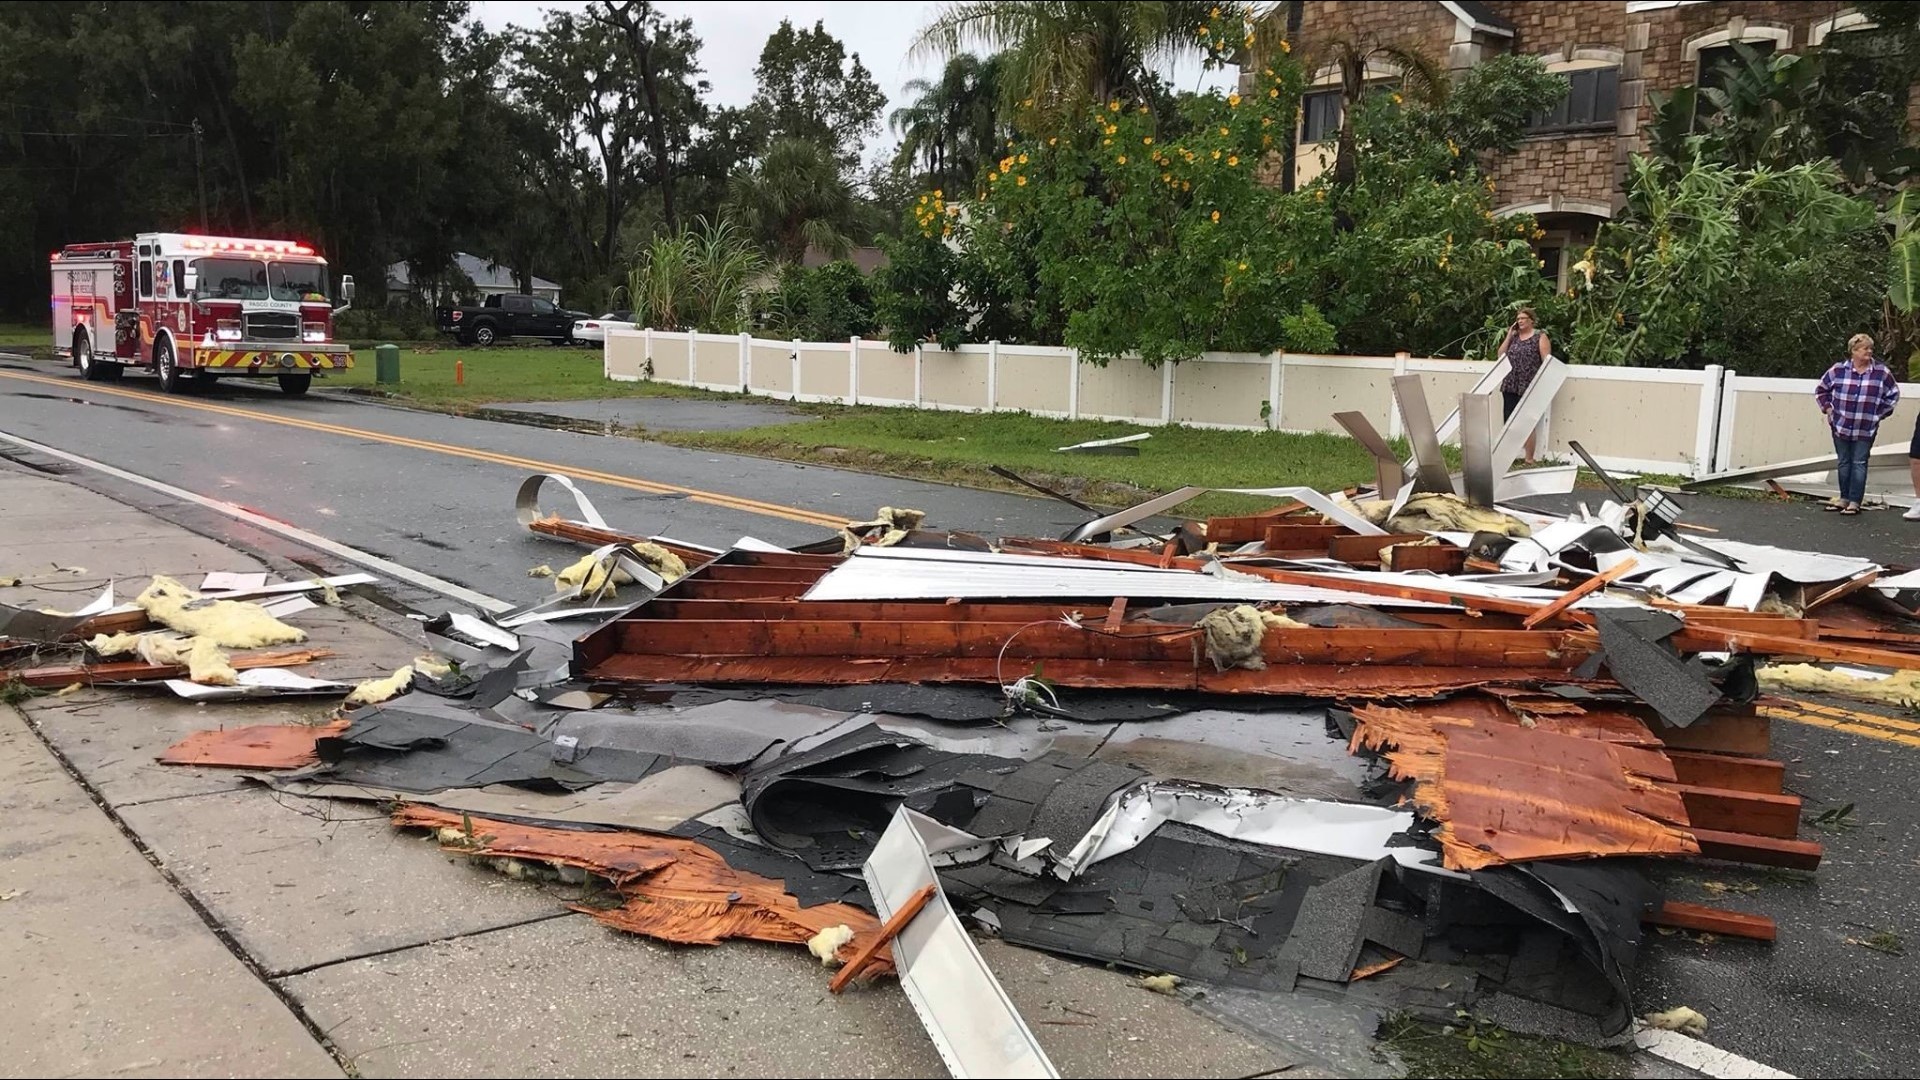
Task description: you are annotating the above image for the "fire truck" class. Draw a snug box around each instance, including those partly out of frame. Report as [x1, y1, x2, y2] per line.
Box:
[50, 232, 356, 396]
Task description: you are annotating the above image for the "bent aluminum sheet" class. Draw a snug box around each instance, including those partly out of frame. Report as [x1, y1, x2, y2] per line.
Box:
[1065, 484, 1385, 542]
[803, 547, 1444, 607]
[1057, 781, 1461, 881]
[164, 667, 353, 700]
[516, 471, 610, 528]
[865, 808, 1058, 1080]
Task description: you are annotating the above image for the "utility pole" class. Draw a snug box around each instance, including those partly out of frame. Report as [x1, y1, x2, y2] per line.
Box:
[192, 119, 209, 232]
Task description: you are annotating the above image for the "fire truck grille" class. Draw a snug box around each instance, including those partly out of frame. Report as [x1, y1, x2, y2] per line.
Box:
[244, 311, 300, 341]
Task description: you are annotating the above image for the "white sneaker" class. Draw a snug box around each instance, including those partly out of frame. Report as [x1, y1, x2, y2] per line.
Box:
[1904, 504, 1920, 520]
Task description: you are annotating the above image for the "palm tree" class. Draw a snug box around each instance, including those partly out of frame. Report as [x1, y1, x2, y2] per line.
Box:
[890, 52, 1008, 191]
[912, 1, 1224, 123]
[726, 137, 862, 263]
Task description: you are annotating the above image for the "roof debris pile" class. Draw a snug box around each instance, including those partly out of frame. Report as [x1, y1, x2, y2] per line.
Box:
[32, 383, 1909, 1072]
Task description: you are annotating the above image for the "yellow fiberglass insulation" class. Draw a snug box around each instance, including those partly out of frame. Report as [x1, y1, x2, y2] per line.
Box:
[87, 631, 145, 657]
[135, 575, 306, 648]
[347, 666, 416, 706]
[1758, 664, 1920, 709]
[841, 506, 928, 553]
[554, 543, 687, 596]
[1387, 493, 1532, 538]
[88, 631, 236, 684]
[1196, 605, 1302, 672]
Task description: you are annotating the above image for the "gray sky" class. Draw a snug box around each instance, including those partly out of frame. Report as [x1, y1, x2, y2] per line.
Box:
[470, 1, 1235, 161]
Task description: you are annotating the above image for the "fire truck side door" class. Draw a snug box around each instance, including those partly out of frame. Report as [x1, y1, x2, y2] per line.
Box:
[137, 245, 155, 357]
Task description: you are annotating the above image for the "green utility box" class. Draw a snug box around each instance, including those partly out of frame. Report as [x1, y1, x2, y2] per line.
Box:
[375, 343, 401, 385]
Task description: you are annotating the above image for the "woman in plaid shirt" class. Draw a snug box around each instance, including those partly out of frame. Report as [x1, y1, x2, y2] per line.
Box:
[1815, 333, 1901, 515]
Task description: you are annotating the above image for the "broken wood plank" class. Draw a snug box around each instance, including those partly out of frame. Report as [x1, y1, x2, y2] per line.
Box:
[1654, 710, 1772, 756]
[1687, 828, 1822, 870]
[1675, 627, 1920, 671]
[1263, 523, 1346, 551]
[1523, 558, 1639, 629]
[829, 883, 937, 993]
[1327, 534, 1411, 564]
[1802, 571, 1880, 613]
[14, 648, 337, 688]
[1668, 783, 1802, 839]
[1663, 750, 1785, 794]
[1381, 544, 1468, 574]
[1647, 901, 1776, 942]
[1105, 597, 1128, 631]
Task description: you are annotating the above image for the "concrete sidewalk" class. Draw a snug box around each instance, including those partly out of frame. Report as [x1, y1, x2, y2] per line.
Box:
[0, 462, 1321, 1079]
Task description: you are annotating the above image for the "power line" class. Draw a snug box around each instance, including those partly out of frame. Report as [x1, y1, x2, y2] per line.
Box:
[0, 99, 197, 130]
[0, 130, 193, 139]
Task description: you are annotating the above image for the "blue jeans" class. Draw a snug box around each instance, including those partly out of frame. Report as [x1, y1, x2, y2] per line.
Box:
[1834, 435, 1872, 505]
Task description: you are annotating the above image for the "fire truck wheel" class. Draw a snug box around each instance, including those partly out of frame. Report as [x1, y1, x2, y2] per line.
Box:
[278, 374, 312, 397]
[154, 339, 187, 394]
[75, 334, 119, 382]
[472, 323, 498, 346]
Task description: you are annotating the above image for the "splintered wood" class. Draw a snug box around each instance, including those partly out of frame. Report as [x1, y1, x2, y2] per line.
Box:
[1350, 704, 1699, 870]
[392, 806, 890, 970]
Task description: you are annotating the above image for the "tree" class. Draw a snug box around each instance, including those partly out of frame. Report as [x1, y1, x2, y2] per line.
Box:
[745, 19, 885, 168]
[912, 1, 1225, 127]
[622, 216, 765, 332]
[727, 138, 862, 263]
[593, 1, 712, 233]
[757, 261, 879, 340]
[890, 53, 1008, 192]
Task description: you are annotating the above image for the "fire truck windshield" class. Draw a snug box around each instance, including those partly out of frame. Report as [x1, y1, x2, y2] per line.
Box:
[194, 258, 268, 300]
[191, 257, 329, 302]
[270, 261, 329, 302]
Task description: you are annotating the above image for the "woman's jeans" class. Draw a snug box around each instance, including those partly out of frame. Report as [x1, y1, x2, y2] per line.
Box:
[1833, 435, 1873, 505]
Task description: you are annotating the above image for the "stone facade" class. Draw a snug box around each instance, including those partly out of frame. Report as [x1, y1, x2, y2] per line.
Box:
[1484, 134, 1619, 210]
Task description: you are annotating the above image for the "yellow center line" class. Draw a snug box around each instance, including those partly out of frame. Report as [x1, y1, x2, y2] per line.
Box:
[0, 369, 848, 530]
[1760, 702, 1920, 749]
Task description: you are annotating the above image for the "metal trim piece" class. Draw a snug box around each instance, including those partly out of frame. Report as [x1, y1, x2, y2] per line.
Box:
[1461, 392, 1496, 507]
[516, 472, 609, 528]
[863, 808, 1059, 1080]
[1394, 374, 1455, 494]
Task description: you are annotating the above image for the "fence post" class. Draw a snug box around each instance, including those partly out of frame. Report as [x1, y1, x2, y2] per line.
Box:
[987, 340, 999, 412]
[849, 336, 861, 405]
[739, 332, 751, 392]
[687, 331, 697, 386]
[791, 338, 802, 402]
[642, 327, 653, 382]
[1068, 348, 1080, 420]
[1161, 361, 1174, 425]
[1267, 351, 1283, 431]
[1693, 365, 1724, 479]
[1714, 368, 1740, 476]
[913, 344, 924, 407]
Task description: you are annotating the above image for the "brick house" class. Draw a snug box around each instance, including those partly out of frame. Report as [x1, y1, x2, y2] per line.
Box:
[1286, 0, 1886, 290]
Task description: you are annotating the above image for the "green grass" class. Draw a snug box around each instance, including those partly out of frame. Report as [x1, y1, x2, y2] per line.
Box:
[1380, 1015, 1629, 1080]
[0, 321, 51, 349]
[326, 344, 724, 407]
[650, 404, 1398, 517]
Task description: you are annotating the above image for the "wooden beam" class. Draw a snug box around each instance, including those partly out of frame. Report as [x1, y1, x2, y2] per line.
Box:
[1688, 828, 1822, 870]
[15, 648, 336, 688]
[1668, 782, 1802, 839]
[1803, 571, 1879, 612]
[829, 883, 936, 993]
[1663, 750, 1785, 794]
[1523, 558, 1638, 629]
[1264, 523, 1346, 551]
[1647, 901, 1776, 942]
[1327, 534, 1410, 564]
[1105, 597, 1128, 630]
[1676, 627, 1920, 671]
[1654, 711, 1772, 756]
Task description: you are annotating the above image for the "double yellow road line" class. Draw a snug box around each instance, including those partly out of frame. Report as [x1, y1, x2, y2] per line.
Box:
[1761, 699, 1920, 750]
[0, 369, 847, 530]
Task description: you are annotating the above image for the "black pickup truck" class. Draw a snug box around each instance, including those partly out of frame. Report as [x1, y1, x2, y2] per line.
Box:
[435, 294, 587, 345]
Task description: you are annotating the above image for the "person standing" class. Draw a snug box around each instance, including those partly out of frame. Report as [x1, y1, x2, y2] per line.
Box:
[1906, 409, 1920, 521]
[1814, 333, 1901, 516]
[1498, 308, 1551, 465]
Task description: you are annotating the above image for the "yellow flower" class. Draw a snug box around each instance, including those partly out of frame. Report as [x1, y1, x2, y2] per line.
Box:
[1212, 148, 1222, 160]
[1262, 133, 1273, 146]
[1143, 136, 1154, 145]
[1017, 175, 1028, 186]
[1182, 180, 1191, 190]
[1269, 87, 1279, 98]
[1391, 92, 1403, 104]
[1210, 5, 1220, 17]
[1000, 155, 1014, 172]
[1447, 138, 1459, 156]
[1228, 155, 1239, 166]
[1264, 67, 1274, 76]
[1022, 98, 1034, 108]
[1048, 136, 1058, 145]
[1219, 125, 1230, 136]
[1197, 25, 1209, 36]
[1261, 116, 1273, 127]
[1238, 261, 1248, 271]
[918, 194, 928, 204]
[1211, 209, 1221, 223]
[1314, 188, 1326, 201]
[1163, 172, 1172, 183]
[1244, 33, 1255, 47]
[1281, 39, 1291, 53]
[988, 172, 999, 182]
[943, 224, 952, 237]
[1110, 100, 1122, 111]
[1018, 153, 1029, 164]
[1224, 274, 1233, 285]
[1103, 137, 1113, 146]
[1228, 93, 1241, 108]
[1117, 154, 1127, 164]
[934, 189, 943, 199]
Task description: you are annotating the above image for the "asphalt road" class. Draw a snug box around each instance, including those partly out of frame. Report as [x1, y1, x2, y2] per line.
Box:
[4, 355, 1918, 1078]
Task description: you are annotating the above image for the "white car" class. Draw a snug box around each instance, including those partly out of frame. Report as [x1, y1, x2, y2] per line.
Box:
[571, 310, 637, 345]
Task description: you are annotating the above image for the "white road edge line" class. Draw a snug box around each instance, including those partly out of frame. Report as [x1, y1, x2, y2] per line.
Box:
[1634, 1024, 1797, 1079]
[0, 427, 513, 614]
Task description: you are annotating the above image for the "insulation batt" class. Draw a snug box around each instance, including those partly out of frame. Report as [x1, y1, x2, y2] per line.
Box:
[1195, 605, 1305, 672]
[553, 543, 687, 595]
[87, 631, 237, 685]
[135, 575, 306, 648]
[806, 924, 855, 966]
[1643, 1006, 1708, 1037]
[841, 506, 928, 553]
[347, 666, 416, 706]
[1758, 663, 1920, 709]
[1353, 493, 1532, 538]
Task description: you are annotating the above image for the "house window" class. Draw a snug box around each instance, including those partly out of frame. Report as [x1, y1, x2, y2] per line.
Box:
[1301, 90, 1341, 143]
[1697, 40, 1774, 92]
[1529, 67, 1619, 133]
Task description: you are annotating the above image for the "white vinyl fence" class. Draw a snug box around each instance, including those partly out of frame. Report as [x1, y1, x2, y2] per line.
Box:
[606, 329, 1918, 480]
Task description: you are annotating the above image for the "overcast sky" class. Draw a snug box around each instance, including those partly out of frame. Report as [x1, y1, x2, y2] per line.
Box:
[470, 1, 1235, 161]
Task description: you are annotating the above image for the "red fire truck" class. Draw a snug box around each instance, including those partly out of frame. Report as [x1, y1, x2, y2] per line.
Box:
[50, 232, 355, 396]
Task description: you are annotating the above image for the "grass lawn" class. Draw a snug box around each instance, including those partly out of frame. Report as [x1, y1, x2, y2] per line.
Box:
[650, 404, 1403, 517]
[327, 344, 719, 407]
[0, 321, 50, 349]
